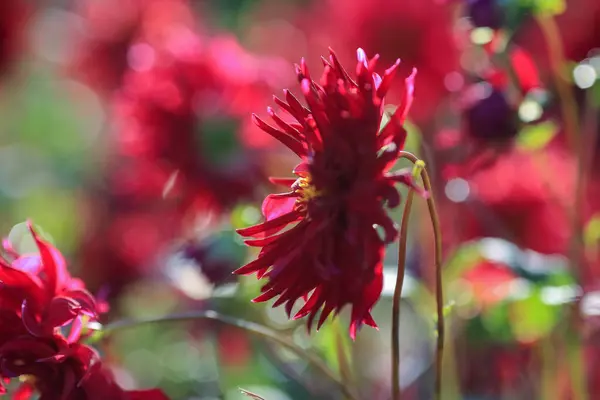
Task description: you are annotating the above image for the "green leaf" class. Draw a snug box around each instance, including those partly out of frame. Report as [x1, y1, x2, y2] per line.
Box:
[516, 120, 559, 151]
[510, 289, 560, 342]
[532, 0, 566, 16]
[584, 213, 600, 247]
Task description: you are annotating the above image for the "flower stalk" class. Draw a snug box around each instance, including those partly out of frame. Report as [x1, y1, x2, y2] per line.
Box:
[399, 151, 444, 400]
[96, 310, 359, 400]
[391, 189, 415, 400]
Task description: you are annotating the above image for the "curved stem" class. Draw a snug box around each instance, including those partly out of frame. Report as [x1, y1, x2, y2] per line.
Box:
[399, 151, 444, 400]
[96, 310, 358, 400]
[392, 189, 415, 400]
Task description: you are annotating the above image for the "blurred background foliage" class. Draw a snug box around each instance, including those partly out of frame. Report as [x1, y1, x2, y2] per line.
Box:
[1, 0, 600, 398]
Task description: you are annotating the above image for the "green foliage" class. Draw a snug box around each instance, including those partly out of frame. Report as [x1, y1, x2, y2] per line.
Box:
[516, 120, 559, 151]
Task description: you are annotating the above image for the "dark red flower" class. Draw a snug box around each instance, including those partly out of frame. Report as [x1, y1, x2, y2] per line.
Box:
[236, 48, 420, 338]
[0, 0, 30, 80]
[0, 222, 99, 343]
[0, 336, 169, 400]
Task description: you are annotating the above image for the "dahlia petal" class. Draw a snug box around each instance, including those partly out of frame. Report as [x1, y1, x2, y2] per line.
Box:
[268, 177, 297, 187]
[320, 55, 332, 68]
[317, 302, 335, 330]
[395, 68, 417, 124]
[306, 298, 325, 332]
[252, 289, 278, 303]
[236, 211, 300, 237]
[244, 227, 297, 247]
[349, 320, 359, 341]
[376, 58, 401, 99]
[328, 48, 356, 86]
[376, 140, 401, 172]
[67, 316, 84, 344]
[356, 48, 368, 70]
[42, 296, 81, 330]
[293, 162, 310, 177]
[272, 95, 295, 117]
[378, 182, 401, 208]
[234, 256, 273, 275]
[60, 367, 77, 400]
[262, 193, 297, 221]
[363, 313, 378, 328]
[284, 89, 310, 120]
[63, 289, 98, 317]
[2, 238, 19, 259]
[378, 112, 408, 150]
[28, 221, 70, 295]
[387, 170, 429, 197]
[368, 53, 380, 72]
[267, 107, 304, 141]
[303, 116, 324, 151]
[293, 287, 322, 320]
[21, 300, 43, 337]
[252, 114, 306, 157]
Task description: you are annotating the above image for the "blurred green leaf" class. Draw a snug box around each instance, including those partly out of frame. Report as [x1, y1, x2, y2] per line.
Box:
[476, 302, 514, 343]
[510, 288, 560, 342]
[442, 241, 483, 282]
[516, 120, 558, 151]
[532, 0, 566, 16]
[584, 214, 600, 247]
[0, 68, 103, 181]
[10, 189, 81, 253]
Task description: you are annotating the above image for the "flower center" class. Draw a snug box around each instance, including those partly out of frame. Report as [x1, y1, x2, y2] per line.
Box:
[293, 176, 322, 213]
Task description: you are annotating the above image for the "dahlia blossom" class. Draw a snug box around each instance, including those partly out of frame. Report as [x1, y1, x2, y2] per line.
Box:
[0, 336, 168, 400]
[0, 222, 100, 343]
[236, 48, 420, 338]
[0, 223, 169, 399]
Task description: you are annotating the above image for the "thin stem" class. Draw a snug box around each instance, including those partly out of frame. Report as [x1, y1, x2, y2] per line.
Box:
[537, 15, 588, 400]
[96, 310, 359, 400]
[535, 14, 579, 154]
[392, 189, 415, 400]
[399, 151, 444, 400]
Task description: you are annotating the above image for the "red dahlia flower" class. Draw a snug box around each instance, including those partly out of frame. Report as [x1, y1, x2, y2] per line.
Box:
[0, 336, 168, 400]
[0, 222, 99, 343]
[236, 48, 420, 338]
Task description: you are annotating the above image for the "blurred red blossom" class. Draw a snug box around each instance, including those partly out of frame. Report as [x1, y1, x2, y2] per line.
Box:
[0, 0, 30, 80]
[0, 223, 169, 399]
[69, 0, 198, 94]
[301, 0, 460, 123]
[442, 145, 575, 254]
[462, 260, 518, 307]
[237, 48, 422, 338]
[1, 222, 100, 343]
[78, 11, 287, 292]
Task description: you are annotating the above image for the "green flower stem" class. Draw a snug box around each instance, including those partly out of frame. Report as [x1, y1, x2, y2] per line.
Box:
[537, 15, 588, 400]
[392, 189, 415, 400]
[399, 151, 444, 400]
[95, 310, 359, 400]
